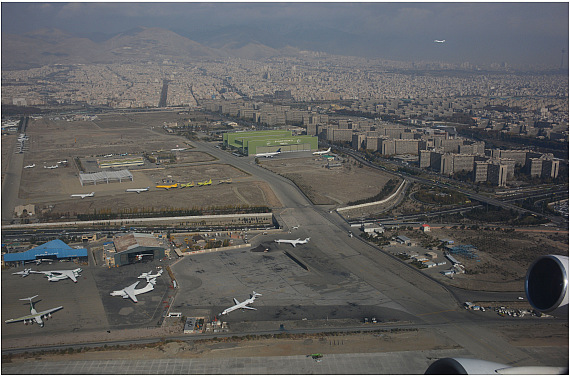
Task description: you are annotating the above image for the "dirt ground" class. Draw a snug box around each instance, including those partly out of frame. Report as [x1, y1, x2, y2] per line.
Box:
[259, 156, 399, 206]
[4, 320, 567, 364]
[390, 227, 569, 291]
[9, 116, 282, 219]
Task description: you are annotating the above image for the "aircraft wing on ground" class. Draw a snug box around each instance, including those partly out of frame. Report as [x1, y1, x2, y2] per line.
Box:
[5, 306, 63, 324]
[111, 281, 140, 303]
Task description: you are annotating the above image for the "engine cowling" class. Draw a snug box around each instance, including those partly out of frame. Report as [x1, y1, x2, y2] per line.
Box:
[525, 255, 568, 316]
[425, 358, 568, 374]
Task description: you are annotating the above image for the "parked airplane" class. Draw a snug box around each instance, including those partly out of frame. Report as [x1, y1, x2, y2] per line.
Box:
[255, 148, 281, 158]
[171, 147, 187, 151]
[4, 295, 63, 328]
[12, 268, 33, 277]
[44, 165, 59, 169]
[197, 178, 212, 186]
[434, 39, 446, 43]
[218, 178, 232, 184]
[179, 182, 195, 188]
[156, 183, 178, 189]
[220, 291, 262, 315]
[70, 192, 94, 199]
[274, 237, 310, 247]
[110, 278, 156, 303]
[32, 268, 82, 283]
[313, 147, 331, 155]
[138, 269, 163, 279]
[24, 164, 35, 168]
[126, 187, 150, 193]
[135, 253, 154, 261]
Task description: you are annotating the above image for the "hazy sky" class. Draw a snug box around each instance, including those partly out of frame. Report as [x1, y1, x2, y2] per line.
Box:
[2, 2, 569, 67]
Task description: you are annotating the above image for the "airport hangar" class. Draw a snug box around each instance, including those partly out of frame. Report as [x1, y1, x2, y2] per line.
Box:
[223, 130, 318, 156]
[2, 239, 88, 267]
[107, 233, 166, 267]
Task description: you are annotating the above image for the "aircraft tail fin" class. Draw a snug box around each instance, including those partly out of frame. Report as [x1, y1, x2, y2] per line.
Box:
[19, 295, 38, 302]
[277, 148, 281, 152]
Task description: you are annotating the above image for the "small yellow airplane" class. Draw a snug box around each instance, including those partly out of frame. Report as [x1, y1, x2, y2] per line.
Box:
[156, 183, 178, 190]
[180, 182, 195, 188]
[197, 178, 212, 186]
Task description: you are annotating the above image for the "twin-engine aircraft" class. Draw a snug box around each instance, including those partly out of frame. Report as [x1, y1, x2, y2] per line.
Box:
[156, 183, 178, 189]
[138, 269, 163, 279]
[274, 237, 310, 247]
[313, 147, 332, 155]
[12, 268, 33, 277]
[220, 291, 262, 315]
[31, 268, 82, 283]
[70, 192, 94, 199]
[5, 295, 63, 328]
[126, 187, 150, 193]
[255, 148, 281, 158]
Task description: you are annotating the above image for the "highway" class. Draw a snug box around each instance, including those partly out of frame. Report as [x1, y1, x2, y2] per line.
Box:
[340, 147, 568, 227]
[1, 137, 565, 369]
[187, 141, 541, 367]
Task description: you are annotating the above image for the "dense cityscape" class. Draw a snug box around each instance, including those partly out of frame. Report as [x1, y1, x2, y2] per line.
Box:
[1, 3, 568, 374]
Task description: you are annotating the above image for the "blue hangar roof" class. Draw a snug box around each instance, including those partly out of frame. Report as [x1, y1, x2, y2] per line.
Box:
[3, 239, 88, 262]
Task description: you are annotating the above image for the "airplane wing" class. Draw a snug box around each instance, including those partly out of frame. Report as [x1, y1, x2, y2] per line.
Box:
[124, 282, 139, 303]
[233, 298, 240, 305]
[242, 306, 257, 310]
[64, 271, 77, 282]
[5, 306, 63, 323]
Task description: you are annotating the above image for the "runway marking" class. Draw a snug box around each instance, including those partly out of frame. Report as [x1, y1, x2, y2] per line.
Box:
[418, 309, 455, 316]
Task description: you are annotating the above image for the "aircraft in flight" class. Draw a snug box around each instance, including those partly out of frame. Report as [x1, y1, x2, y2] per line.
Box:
[274, 237, 310, 247]
[197, 178, 212, 186]
[138, 269, 163, 279]
[156, 183, 178, 189]
[126, 187, 150, 193]
[70, 192, 94, 199]
[220, 291, 262, 315]
[434, 39, 446, 43]
[110, 278, 157, 303]
[313, 147, 331, 155]
[255, 148, 281, 158]
[32, 268, 82, 283]
[4, 295, 63, 328]
[24, 164, 35, 168]
[12, 268, 33, 277]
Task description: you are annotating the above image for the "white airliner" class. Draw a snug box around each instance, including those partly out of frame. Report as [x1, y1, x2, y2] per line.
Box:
[24, 164, 35, 168]
[274, 237, 310, 247]
[255, 148, 281, 158]
[138, 269, 163, 279]
[32, 268, 82, 283]
[44, 165, 59, 169]
[171, 147, 187, 151]
[313, 147, 331, 155]
[110, 278, 157, 303]
[434, 39, 446, 43]
[126, 187, 150, 193]
[220, 291, 262, 315]
[12, 268, 33, 277]
[71, 192, 94, 199]
[4, 295, 63, 328]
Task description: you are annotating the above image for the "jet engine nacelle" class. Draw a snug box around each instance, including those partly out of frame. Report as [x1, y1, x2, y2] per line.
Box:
[425, 358, 568, 374]
[525, 255, 568, 317]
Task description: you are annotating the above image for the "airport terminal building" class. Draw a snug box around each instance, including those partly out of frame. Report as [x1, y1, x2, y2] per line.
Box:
[223, 130, 318, 156]
[3, 239, 88, 266]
